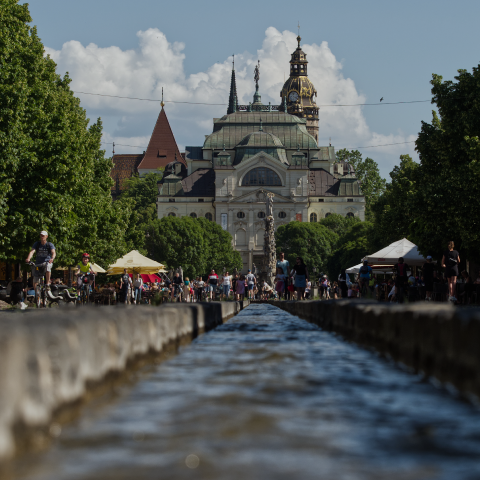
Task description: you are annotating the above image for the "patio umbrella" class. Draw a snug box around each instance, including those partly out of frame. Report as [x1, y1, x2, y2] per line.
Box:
[91, 263, 106, 273]
[107, 250, 165, 275]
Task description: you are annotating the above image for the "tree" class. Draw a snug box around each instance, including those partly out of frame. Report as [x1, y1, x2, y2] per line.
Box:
[120, 170, 164, 253]
[145, 216, 242, 278]
[335, 149, 386, 220]
[275, 222, 338, 274]
[326, 221, 374, 277]
[0, 0, 126, 267]
[414, 66, 480, 261]
[369, 154, 419, 252]
[319, 213, 361, 244]
[195, 217, 242, 274]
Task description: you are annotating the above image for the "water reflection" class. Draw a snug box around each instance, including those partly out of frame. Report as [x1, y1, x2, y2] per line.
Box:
[9, 304, 480, 480]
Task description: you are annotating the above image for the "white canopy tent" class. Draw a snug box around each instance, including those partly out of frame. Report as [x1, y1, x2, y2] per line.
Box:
[365, 238, 427, 267]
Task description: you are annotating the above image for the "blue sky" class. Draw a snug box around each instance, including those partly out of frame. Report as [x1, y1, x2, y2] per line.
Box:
[27, 0, 480, 178]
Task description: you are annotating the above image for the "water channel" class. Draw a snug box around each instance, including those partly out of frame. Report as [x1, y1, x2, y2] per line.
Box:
[7, 304, 480, 480]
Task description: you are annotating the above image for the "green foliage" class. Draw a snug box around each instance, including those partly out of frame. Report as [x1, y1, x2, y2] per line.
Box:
[319, 213, 361, 243]
[119, 170, 164, 253]
[195, 217, 242, 274]
[0, 0, 127, 267]
[335, 149, 386, 221]
[413, 66, 480, 261]
[145, 216, 242, 278]
[369, 154, 419, 252]
[326, 221, 374, 277]
[275, 222, 338, 273]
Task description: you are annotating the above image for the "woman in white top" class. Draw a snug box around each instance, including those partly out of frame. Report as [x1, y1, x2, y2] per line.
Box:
[133, 274, 143, 305]
[222, 272, 232, 300]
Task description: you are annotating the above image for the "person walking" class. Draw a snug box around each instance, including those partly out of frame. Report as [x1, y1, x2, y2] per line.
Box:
[183, 277, 191, 302]
[119, 269, 132, 305]
[422, 256, 435, 301]
[338, 269, 348, 299]
[276, 252, 290, 300]
[393, 257, 409, 304]
[235, 274, 245, 301]
[171, 272, 183, 302]
[133, 273, 143, 304]
[246, 269, 256, 299]
[222, 271, 232, 300]
[208, 270, 218, 301]
[442, 241, 460, 303]
[290, 257, 309, 300]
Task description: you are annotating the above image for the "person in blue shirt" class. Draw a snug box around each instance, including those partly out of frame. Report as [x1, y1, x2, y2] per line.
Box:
[358, 260, 373, 298]
[25, 230, 56, 289]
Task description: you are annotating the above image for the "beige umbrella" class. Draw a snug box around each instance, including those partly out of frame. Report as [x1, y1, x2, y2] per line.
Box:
[91, 263, 106, 273]
[107, 250, 165, 275]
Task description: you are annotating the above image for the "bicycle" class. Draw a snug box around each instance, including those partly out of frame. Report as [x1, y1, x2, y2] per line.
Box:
[29, 262, 48, 308]
[78, 274, 93, 305]
[360, 278, 369, 298]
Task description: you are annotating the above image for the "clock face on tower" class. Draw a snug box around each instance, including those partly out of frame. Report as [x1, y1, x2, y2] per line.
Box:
[289, 91, 299, 102]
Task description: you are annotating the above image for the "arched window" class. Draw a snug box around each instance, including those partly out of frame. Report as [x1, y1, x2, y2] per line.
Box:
[310, 213, 317, 223]
[190, 212, 197, 218]
[205, 212, 213, 221]
[237, 211, 245, 219]
[168, 212, 176, 217]
[257, 211, 265, 219]
[325, 212, 331, 218]
[346, 212, 355, 218]
[242, 167, 282, 186]
[278, 211, 287, 219]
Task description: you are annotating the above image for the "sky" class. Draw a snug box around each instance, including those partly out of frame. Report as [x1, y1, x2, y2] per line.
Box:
[27, 0, 480, 179]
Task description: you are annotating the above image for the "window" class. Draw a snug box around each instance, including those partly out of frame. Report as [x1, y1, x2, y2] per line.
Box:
[237, 211, 245, 219]
[310, 213, 317, 223]
[242, 167, 282, 186]
[318, 198, 324, 202]
[325, 213, 331, 218]
[346, 212, 355, 218]
[198, 198, 204, 202]
[205, 212, 213, 221]
[347, 199, 354, 203]
[257, 211, 265, 219]
[190, 212, 197, 218]
[168, 212, 176, 217]
[169, 198, 175, 202]
[278, 211, 287, 219]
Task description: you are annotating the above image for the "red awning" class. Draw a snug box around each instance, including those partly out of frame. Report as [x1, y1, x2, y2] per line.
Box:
[129, 273, 161, 283]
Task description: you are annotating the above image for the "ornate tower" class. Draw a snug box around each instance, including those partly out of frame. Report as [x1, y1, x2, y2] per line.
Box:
[280, 36, 319, 142]
[227, 57, 239, 114]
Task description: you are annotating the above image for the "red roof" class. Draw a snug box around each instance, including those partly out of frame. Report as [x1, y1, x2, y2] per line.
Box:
[138, 107, 184, 170]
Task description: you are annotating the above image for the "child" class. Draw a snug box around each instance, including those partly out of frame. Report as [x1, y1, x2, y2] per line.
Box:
[275, 267, 285, 295]
[236, 274, 245, 301]
[287, 278, 295, 300]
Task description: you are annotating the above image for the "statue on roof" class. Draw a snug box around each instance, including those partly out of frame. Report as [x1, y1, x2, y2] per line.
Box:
[254, 61, 260, 87]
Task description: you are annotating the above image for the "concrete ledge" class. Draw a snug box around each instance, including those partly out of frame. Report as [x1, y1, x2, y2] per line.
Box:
[0, 300, 249, 460]
[270, 300, 480, 400]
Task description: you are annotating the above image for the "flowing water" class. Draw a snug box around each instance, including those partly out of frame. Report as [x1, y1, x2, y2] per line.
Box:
[8, 304, 480, 480]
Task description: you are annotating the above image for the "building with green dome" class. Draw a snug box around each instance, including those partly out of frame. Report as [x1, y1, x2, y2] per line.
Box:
[156, 38, 365, 273]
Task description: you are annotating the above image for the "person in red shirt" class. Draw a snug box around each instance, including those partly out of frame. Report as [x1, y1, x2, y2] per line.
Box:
[208, 269, 219, 301]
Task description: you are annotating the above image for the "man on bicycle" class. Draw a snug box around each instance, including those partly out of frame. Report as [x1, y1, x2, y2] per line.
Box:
[171, 272, 183, 302]
[75, 253, 96, 295]
[358, 260, 373, 298]
[25, 230, 56, 289]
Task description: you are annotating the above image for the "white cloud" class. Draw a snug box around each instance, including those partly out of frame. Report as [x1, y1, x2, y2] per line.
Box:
[46, 27, 416, 177]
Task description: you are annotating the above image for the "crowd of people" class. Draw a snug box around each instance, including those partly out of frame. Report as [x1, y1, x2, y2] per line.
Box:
[3, 232, 474, 308]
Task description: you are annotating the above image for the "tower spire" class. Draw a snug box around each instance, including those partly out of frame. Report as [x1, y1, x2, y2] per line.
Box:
[161, 87, 164, 108]
[227, 58, 239, 114]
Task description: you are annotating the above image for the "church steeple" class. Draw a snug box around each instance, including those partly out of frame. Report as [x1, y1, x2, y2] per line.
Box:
[227, 56, 239, 114]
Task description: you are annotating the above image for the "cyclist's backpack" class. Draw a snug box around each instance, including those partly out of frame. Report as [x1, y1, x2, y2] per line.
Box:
[359, 265, 369, 275]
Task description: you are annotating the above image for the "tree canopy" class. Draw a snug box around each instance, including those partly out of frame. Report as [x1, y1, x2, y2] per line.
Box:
[145, 216, 242, 279]
[275, 222, 338, 274]
[0, 0, 129, 267]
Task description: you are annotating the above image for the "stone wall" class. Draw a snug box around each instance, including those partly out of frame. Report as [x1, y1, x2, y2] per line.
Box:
[271, 300, 480, 400]
[0, 301, 249, 460]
